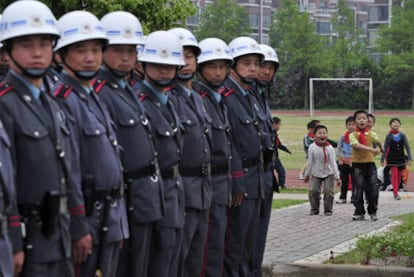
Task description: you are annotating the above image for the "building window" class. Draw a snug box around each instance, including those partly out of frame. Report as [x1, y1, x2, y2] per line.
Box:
[368, 6, 389, 21]
[263, 15, 272, 28]
[316, 22, 331, 34]
[250, 14, 259, 28]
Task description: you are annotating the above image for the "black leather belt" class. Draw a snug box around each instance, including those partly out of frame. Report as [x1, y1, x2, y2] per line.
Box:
[123, 164, 157, 181]
[0, 216, 7, 236]
[160, 164, 180, 179]
[211, 164, 230, 175]
[93, 187, 124, 200]
[242, 156, 261, 168]
[19, 196, 68, 218]
[180, 163, 211, 177]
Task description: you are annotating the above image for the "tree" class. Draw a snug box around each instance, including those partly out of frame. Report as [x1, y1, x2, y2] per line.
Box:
[376, 0, 414, 109]
[0, 0, 196, 33]
[270, 0, 328, 109]
[194, 0, 251, 43]
[330, 0, 367, 77]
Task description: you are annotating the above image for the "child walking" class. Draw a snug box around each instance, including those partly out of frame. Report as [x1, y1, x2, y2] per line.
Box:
[349, 110, 381, 221]
[381, 118, 412, 200]
[304, 125, 340, 216]
[336, 116, 355, 204]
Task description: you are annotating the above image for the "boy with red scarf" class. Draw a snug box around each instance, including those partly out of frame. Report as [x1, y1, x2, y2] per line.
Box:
[304, 125, 340, 216]
[381, 118, 412, 200]
[349, 110, 381, 221]
[336, 116, 355, 204]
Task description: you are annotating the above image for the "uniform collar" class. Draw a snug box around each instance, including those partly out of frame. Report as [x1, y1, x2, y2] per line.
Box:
[10, 69, 43, 100]
[143, 80, 169, 105]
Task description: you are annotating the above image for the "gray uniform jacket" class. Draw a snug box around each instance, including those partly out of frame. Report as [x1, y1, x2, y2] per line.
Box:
[53, 73, 129, 244]
[93, 69, 164, 224]
[222, 78, 264, 199]
[194, 83, 233, 206]
[138, 82, 185, 228]
[0, 73, 71, 264]
[0, 120, 18, 277]
[170, 83, 212, 210]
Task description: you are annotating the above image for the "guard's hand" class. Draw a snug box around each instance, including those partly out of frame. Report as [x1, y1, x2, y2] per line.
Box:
[303, 176, 310, 183]
[13, 251, 24, 277]
[72, 234, 93, 264]
[232, 193, 246, 207]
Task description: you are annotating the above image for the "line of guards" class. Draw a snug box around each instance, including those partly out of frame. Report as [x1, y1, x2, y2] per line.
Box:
[0, 1, 281, 276]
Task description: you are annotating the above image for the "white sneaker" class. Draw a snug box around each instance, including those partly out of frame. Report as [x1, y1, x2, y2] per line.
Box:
[298, 174, 304, 180]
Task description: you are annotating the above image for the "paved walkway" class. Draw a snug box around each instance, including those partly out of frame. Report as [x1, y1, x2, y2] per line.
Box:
[263, 190, 414, 267]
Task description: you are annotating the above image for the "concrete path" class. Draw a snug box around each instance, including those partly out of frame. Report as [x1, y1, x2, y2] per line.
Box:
[263, 190, 414, 267]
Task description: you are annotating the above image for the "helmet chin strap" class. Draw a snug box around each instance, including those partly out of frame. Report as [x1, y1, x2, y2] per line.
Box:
[199, 71, 225, 89]
[233, 67, 255, 85]
[105, 64, 130, 78]
[65, 62, 99, 81]
[176, 72, 195, 81]
[10, 54, 48, 78]
[148, 76, 175, 88]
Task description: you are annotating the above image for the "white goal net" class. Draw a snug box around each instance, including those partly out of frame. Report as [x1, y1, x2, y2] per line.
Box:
[309, 78, 373, 117]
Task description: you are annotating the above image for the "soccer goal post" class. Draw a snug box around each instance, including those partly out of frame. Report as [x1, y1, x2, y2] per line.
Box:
[309, 78, 373, 117]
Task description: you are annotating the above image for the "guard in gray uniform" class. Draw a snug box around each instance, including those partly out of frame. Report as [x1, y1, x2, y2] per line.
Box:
[194, 37, 233, 277]
[53, 11, 129, 277]
[222, 36, 265, 277]
[95, 12, 164, 277]
[0, 1, 74, 276]
[0, 120, 22, 277]
[168, 28, 212, 277]
[250, 44, 280, 277]
[138, 31, 185, 277]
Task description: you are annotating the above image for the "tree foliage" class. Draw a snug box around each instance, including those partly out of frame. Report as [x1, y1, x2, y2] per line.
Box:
[194, 0, 251, 43]
[270, 0, 327, 109]
[330, 0, 367, 77]
[0, 0, 196, 33]
[376, 0, 414, 109]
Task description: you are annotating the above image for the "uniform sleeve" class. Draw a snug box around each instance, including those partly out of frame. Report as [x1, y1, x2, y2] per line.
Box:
[0, 105, 24, 253]
[60, 100, 90, 241]
[229, 131, 246, 195]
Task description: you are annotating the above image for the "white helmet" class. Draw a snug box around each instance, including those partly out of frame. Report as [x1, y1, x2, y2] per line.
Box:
[228, 36, 264, 61]
[198, 38, 232, 65]
[0, 0, 59, 42]
[259, 44, 279, 65]
[55, 11, 107, 51]
[168, 27, 201, 56]
[100, 11, 145, 46]
[139, 31, 184, 66]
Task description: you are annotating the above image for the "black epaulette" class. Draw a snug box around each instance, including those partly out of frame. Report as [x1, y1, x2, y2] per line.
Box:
[219, 87, 234, 97]
[0, 82, 14, 97]
[53, 83, 73, 99]
[91, 79, 107, 94]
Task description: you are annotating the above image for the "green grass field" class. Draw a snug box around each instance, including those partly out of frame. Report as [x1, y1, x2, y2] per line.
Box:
[272, 112, 414, 170]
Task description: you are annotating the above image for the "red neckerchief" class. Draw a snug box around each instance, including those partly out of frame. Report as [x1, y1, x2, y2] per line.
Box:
[389, 129, 399, 135]
[275, 133, 280, 146]
[307, 131, 314, 138]
[356, 127, 369, 145]
[344, 130, 351, 144]
[315, 140, 330, 166]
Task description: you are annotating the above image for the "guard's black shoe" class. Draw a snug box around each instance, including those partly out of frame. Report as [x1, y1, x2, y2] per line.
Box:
[352, 215, 365, 221]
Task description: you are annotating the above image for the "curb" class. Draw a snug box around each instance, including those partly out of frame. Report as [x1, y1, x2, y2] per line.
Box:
[263, 263, 414, 276]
